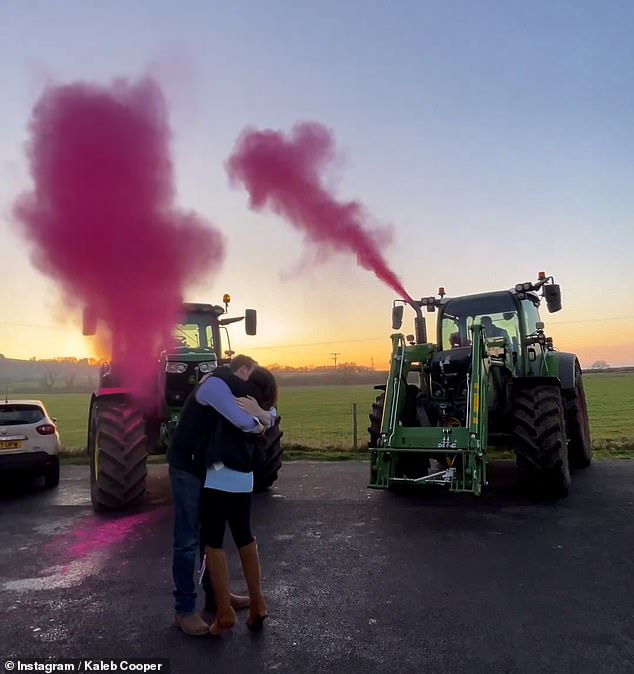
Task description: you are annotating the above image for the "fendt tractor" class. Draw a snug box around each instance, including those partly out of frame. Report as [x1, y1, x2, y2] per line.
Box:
[83, 295, 283, 512]
[368, 273, 591, 499]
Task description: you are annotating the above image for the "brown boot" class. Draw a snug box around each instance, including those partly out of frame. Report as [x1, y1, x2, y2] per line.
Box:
[174, 612, 210, 636]
[238, 540, 268, 631]
[230, 593, 250, 610]
[203, 591, 250, 613]
[205, 547, 237, 635]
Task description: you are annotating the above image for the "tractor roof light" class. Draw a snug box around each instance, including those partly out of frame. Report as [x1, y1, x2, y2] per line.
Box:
[438, 286, 446, 297]
[538, 271, 546, 280]
[222, 293, 231, 304]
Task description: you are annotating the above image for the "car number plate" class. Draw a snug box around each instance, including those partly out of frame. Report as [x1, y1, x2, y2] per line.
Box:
[0, 440, 22, 450]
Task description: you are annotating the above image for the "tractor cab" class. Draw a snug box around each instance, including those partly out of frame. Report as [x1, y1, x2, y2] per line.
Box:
[158, 300, 257, 441]
[438, 291, 522, 359]
[428, 291, 527, 429]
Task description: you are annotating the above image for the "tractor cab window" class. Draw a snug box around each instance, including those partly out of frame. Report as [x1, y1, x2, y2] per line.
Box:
[172, 314, 217, 352]
[521, 298, 542, 335]
[440, 294, 521, 356]
[173, 323, 202, 349]
[467, 314, 519, 352]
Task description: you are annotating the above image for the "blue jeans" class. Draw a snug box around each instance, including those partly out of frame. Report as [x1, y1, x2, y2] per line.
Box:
[169, 466, 203, 615]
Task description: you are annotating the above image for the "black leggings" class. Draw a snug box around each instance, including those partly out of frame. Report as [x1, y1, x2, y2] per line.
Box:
[200, 488, 254, 549]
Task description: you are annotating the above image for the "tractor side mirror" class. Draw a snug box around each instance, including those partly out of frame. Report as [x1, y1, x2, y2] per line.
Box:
[82, 306, 97, 336]
[244, 309, 257, 335]
[544, 284, 562, 313]
[392, 305, 404, 330]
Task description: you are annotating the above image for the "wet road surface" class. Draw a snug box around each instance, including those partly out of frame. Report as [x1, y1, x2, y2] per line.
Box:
[0, 461, 633, 674]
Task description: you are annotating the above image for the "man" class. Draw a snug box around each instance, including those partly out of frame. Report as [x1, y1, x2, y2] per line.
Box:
[480, 316, 511, 342]
[167, 354, 264, 636]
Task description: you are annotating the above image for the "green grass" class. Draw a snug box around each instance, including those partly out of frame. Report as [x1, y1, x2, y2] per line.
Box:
[31, 373, 634, 457]
[34, 393, 90, 452]
[584, 373, 634, 440]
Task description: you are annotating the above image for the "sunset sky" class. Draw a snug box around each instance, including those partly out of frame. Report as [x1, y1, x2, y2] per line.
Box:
[1, 1, 633, 369]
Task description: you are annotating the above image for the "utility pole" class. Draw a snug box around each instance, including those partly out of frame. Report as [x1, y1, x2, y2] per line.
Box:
[370, 356, 374, 370]
[330, 352, 340, 369]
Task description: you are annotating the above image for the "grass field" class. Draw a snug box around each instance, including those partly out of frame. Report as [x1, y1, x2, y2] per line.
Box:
[30, 372, 634, 457]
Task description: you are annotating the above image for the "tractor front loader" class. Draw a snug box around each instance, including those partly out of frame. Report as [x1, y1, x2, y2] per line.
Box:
[83, 296, 283, 512]
[368, 273, 592, 499]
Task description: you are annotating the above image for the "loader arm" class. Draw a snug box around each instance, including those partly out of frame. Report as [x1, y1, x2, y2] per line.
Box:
[369, 325, 491, 495]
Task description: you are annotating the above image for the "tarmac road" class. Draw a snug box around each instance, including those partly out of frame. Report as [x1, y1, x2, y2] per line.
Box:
[0, 460, 632, 674]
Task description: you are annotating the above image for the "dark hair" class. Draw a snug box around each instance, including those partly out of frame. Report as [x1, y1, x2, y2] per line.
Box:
[249, 367, 278, 410]
[229, 354, 257, 372]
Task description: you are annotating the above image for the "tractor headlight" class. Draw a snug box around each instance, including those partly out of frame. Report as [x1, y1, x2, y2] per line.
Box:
[165, 362, 187, 374]
[198, 361, 217, 374]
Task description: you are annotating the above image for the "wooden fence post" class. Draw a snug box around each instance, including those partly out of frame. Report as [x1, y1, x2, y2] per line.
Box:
[352, 402, 358, 450]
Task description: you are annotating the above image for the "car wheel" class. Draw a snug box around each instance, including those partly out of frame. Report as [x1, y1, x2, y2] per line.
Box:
[44, 458, 60, 489]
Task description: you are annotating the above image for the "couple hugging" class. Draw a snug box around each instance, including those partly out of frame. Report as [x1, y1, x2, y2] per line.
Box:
[167, 354, 278, 637]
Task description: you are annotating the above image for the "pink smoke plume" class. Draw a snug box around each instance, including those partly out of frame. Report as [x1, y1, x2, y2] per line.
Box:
[13, 77, 224, 397]
[226, 122, 412, 302]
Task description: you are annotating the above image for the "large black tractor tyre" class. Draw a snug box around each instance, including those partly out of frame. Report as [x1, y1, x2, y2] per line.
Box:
[512, 384, 571, 499]
[368, 392, 385, 448]
[368, 389, 430, 480]
[253, 415, 284, 493]
[564, 365, 592, 469]
[88, 398, 148, 512]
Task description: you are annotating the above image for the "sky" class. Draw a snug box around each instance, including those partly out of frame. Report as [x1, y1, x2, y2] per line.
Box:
[1, 0, 633, 369]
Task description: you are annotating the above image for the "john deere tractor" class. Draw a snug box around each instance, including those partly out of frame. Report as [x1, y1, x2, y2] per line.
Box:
[368, 273, 591, 499]
[83, 296, 283, 512]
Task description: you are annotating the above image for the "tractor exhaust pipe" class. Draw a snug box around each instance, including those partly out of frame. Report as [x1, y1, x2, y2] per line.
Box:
[411, 302, 427, 344]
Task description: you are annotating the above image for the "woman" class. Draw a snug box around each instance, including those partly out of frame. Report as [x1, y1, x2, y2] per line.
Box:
[200, 366, 278, 635]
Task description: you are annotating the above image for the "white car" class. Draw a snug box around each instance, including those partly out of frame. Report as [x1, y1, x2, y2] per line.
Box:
[0, 399, 60, 488]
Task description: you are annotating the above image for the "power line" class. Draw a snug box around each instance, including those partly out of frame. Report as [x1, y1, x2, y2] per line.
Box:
[246, 336, 386, 350]
[548, 315, 634, 326]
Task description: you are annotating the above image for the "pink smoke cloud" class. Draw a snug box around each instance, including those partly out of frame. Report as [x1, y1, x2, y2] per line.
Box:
[226, 122, 412, 302]
[13, 76, 224, 395]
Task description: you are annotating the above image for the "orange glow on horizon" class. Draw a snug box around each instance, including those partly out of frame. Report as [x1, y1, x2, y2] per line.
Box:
[2, 318, 633, 369]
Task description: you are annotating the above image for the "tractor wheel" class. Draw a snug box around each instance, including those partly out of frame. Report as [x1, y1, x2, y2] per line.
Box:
[368, 390, 430, 478]
[88, 398, 148, 512]
[564, 365, 592, 469]
[368, 392, 385, 448]
[512, 384, 571, 499]
[253, 415, 284, 493]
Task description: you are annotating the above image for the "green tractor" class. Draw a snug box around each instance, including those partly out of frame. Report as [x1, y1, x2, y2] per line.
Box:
[83, 296, 283, 512]
[368, 273, 591, 499]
